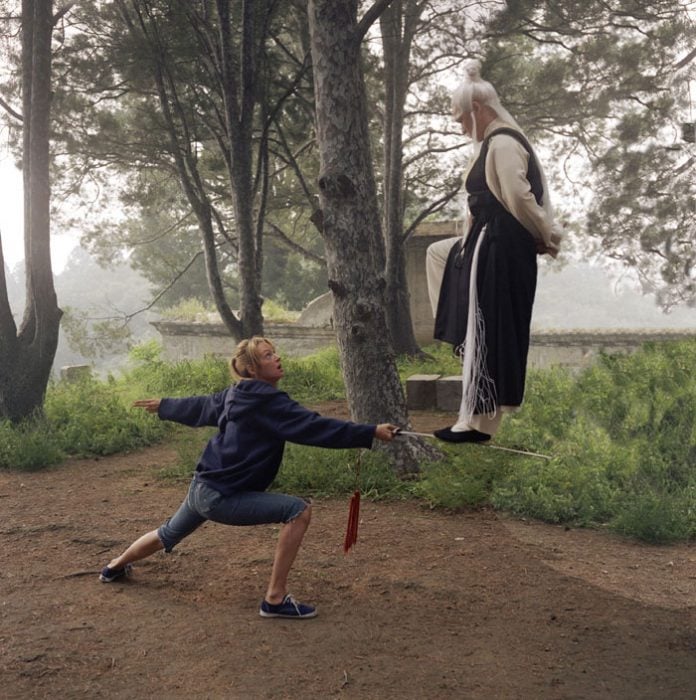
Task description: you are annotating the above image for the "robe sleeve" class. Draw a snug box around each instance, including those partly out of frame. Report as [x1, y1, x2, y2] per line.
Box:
[484, 134, 562, 257]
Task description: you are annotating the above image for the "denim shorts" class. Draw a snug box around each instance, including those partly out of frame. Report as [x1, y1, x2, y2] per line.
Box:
[157, 477, 308, 552]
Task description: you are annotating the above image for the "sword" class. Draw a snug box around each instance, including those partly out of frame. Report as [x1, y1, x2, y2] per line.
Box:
[395, 430, 552, 460]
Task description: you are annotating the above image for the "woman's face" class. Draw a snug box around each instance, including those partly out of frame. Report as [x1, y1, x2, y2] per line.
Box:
[250, 342, 284, 386]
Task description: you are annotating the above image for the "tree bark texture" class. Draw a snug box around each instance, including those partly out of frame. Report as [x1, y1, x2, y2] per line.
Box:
[0, 0, 62, 422]
[308, 0, 438, 475]
[216, 0, 266, 338]
[380, 0, 422, 355]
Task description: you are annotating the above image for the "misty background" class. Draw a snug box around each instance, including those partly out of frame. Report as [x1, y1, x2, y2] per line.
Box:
[3, 242, 695, 379]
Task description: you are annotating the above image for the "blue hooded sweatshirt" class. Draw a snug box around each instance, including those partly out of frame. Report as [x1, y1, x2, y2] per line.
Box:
[158, 379, 376, 495]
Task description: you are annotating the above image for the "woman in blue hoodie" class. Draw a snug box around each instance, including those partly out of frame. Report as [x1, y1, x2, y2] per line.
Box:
[99, 336, 398, 619]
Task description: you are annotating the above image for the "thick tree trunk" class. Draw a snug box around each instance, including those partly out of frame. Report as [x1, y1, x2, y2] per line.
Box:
[307, 0, 438, 476]
[0, 0, 62, 422]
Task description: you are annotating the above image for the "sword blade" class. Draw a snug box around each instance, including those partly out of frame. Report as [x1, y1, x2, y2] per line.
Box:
[395, 430, 551, 460]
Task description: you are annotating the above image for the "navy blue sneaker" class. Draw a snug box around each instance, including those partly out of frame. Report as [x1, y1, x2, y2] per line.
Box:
[259, 594, 317, 619]
[99, 563, 133, 582]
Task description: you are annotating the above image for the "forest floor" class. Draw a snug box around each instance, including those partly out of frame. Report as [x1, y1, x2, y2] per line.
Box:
[1, 405, 695, 699]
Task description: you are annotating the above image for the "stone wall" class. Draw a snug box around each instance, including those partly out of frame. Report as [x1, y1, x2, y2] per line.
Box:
[151, 320, 336, 361]
[153, 319, 696, 370]
[528, 329, 696, 371]
[405, 220, 461, 343]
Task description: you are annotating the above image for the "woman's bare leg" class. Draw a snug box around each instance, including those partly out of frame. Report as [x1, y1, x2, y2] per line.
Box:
[264, 504, 312, 604]
[107, 530, 164, 570]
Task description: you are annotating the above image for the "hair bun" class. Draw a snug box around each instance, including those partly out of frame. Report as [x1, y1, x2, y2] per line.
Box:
[464, 59, 482, 81]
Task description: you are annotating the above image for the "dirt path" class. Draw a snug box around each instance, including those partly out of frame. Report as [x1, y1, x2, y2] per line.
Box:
[1, 409, 695, 699]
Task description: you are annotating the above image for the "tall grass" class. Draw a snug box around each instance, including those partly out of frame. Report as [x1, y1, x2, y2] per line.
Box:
[1, 339, 694, 543]
[279, 346, 347, 403]
[406, 341, 696, 543]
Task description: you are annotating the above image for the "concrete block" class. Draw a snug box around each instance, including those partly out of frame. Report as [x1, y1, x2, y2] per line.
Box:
[60, 365, 92, 382]
[406, 374, 441, 410]
[436, 375, 462, 412]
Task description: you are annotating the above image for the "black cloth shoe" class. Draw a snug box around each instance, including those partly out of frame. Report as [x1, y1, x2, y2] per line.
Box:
[433, 427, 491, 443]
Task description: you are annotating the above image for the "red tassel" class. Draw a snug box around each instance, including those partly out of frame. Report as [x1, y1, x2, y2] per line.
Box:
[343, 489, 361, 553]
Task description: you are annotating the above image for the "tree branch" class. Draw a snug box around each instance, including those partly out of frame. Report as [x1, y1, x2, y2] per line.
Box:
[400, 184, 462, 245]
[675, 46, 696, 71]
[53, 2, 75, 24]
[122, 251, 205, 322]
[356, 0, 396, 44]
[0, 95, 22, 122]
[266, 221, 325, 265]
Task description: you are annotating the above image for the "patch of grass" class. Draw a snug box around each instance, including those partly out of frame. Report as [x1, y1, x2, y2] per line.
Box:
[273, 445, 408, 500]
[262, 299, 300, 322]
[124, 341, 231, 398]
[45, 375, 167, 456]
[279, 347, 346, 403]
[413, 444, 516, 510]
[396, 343, 461, 381]
[611, 489, 694, 544]
[416, 341, 696, 543]
[160, 298, 215, 322]
[0, 419, 64, 471]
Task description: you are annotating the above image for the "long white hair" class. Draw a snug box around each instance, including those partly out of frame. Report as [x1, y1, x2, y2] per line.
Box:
[452, 60, 524, 149]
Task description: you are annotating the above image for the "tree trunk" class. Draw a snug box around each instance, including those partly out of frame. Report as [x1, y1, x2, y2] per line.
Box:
[0, 0, 62, 422]
[121, 0, 268, 341]
[307, 0, 438, 476]
[217, 0, 265, 338]
[380, 0, 422, 356]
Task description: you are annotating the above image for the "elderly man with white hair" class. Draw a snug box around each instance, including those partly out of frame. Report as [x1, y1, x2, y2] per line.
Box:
[427, 60, 563, 443]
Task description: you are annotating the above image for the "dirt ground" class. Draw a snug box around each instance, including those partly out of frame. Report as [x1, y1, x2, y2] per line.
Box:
[1, 406, 695, 700]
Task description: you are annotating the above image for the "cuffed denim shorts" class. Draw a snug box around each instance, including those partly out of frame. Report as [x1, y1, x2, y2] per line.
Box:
[157, 477, 308, 552]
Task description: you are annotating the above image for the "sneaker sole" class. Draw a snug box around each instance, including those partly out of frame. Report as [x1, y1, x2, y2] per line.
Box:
[99, 564, 132, 582]
[259, 609, 318, 619]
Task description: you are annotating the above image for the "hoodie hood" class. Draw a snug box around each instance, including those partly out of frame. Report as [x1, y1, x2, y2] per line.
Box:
[219, 380, 285, 431]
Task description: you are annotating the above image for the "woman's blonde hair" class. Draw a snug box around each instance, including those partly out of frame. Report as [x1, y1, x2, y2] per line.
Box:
[230, 336, 276, 381]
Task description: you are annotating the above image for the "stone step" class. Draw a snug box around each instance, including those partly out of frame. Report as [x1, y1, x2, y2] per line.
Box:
[406, 373, 461, 411]
[435, 375, 463, 412]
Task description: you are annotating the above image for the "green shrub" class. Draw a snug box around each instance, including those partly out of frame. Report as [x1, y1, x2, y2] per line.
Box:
[491, 420, 626, 526]
[611, 489, 693, 544]
[500, 367, 577, 447]
[45, 376, 166, 456]
[124, 341, 231, 397]
[0, 419, 64, 470]
[417, 341, 696, 542]
[413, 445, 516, 510]
[273, 445, 406, 499]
